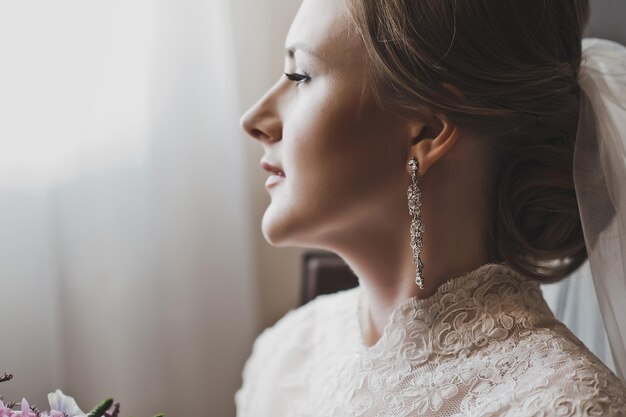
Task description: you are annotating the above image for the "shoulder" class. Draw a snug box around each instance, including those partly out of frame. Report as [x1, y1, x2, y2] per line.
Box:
[465, 330, 626, 417]
[259, 287, 359, 340]
[506, 357, 626, 416]
[497, 326, 626, 416]
[543, 346, 626, 416]
[246, 286, 360, 361]
[235, 287, 359, 410]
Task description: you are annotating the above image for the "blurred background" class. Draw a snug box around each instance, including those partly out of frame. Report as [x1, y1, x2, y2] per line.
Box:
[0, 1, 624, 416]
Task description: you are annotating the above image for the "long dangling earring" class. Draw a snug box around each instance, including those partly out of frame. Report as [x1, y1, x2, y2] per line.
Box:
[408, 157, 425, 289]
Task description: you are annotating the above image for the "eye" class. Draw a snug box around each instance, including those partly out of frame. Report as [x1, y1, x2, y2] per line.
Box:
[284, 72, 310, 86]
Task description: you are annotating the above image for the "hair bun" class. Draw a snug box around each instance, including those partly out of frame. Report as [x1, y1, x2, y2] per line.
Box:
[494, 139, 587, 282]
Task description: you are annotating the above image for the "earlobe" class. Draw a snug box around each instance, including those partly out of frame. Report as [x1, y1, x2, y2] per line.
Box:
[410, 118, 460, 176]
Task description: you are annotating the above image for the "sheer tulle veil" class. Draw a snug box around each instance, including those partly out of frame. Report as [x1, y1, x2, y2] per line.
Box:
[574, 37, 626, 382]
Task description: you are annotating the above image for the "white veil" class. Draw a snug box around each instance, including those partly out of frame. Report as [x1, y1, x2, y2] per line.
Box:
[574, 37, 626, 383]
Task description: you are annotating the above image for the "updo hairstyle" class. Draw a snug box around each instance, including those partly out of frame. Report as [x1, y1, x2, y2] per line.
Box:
[345, 0, 591, 281]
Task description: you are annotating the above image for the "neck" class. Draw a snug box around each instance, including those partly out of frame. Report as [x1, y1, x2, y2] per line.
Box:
[327, 157, 491, 347]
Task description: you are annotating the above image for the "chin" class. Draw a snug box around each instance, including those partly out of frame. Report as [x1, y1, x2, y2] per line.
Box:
[261, 205, 314, 248]
[261, 207, 292, 247]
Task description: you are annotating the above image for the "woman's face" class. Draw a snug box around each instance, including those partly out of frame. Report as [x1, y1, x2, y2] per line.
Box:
[240, 0, 412, 249]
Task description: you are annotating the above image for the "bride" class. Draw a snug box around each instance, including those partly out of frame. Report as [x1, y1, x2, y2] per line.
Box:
[236, 0, 626, 415]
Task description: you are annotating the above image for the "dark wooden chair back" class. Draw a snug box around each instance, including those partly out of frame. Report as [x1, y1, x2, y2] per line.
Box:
[300, 250, 359, 306]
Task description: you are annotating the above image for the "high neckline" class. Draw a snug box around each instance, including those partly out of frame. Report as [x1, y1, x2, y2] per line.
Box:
[353, 262, 532, 354]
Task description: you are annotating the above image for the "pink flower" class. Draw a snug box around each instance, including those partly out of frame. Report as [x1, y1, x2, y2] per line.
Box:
[0, 400, 13, 417]
[22, 398, 37, 417]
[4, 398, 38, 417]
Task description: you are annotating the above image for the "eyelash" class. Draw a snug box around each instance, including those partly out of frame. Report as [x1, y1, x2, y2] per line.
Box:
[284, 72, 310, 86]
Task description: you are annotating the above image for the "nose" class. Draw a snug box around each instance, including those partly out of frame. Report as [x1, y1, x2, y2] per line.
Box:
[239, 85, 282, 143]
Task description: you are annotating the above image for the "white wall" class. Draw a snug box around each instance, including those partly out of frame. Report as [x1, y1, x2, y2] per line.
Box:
[587, 0, 626, 44]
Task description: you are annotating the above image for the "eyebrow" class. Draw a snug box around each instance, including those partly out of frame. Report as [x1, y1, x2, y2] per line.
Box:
[285, 41, 319, 60]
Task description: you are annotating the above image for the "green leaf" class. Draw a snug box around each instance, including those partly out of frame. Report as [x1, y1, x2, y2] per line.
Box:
[87, 398, 114, 417]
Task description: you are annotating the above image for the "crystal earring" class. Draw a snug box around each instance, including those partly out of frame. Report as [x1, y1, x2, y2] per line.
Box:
[408, 157, 425, 288]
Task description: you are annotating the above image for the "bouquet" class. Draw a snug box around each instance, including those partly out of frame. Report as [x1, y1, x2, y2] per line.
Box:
[1, 372, 163, 417]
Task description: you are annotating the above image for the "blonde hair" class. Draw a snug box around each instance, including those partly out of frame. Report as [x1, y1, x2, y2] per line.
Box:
[346, 0, 591, 282]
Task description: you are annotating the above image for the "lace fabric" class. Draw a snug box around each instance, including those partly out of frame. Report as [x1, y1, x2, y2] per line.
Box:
[235, 263, 626, 416]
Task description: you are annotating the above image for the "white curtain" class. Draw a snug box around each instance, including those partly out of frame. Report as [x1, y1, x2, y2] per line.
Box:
[0, 1, 258, 416]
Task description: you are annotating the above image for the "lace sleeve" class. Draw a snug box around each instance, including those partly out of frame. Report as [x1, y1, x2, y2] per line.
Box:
[234, 301, 318, 415]
[234, 327, 272, 415]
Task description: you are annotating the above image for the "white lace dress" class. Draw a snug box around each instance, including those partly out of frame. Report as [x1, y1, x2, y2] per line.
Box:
[234, 263, 626, 416]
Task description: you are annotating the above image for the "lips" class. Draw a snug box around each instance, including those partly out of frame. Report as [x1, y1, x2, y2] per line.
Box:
[260, 160, 285, 177]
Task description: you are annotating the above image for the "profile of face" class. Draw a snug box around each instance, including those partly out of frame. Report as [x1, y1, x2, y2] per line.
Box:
[240, 0, 415, 250]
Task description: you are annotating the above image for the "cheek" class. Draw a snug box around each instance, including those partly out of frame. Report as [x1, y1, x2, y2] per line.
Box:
[282, 86, 403, 213]
[286, 97, 362, 188]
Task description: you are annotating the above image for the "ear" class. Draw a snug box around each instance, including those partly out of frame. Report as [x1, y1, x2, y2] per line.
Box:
[407, 115, 460, 176]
